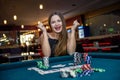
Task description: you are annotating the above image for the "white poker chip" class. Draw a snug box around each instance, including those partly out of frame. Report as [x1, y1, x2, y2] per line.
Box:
[60, 70, 68, 78]
[69, 70, 77, 78]
[43, 57, 49, 67]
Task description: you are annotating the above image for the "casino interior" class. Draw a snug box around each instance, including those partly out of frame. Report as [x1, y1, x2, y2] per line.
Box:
[0, 0, 120, 64]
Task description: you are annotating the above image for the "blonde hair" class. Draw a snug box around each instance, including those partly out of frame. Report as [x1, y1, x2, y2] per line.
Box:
[48, 12, 68, 56]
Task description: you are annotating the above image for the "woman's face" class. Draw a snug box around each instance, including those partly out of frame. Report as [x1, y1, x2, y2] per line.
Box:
[50, 15, 63, 33]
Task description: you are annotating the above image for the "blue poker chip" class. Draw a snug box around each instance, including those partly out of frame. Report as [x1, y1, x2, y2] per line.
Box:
[86, 56, 91, 64]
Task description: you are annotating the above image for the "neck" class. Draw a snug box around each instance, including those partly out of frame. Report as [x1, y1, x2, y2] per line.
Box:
[50, 32, 59, 39]
[53, 32, 59, 39]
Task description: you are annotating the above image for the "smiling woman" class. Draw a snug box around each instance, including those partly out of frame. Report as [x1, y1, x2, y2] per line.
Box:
[37, 12, 80, 57]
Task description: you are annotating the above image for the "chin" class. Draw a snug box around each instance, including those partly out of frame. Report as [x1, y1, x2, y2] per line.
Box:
[55, 30, 62, 33]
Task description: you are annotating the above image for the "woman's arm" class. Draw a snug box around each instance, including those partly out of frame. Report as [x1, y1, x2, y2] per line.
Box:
[67, 30, 76, 55]
[67, 20, 80, 55]
[37, 23, 51, 57]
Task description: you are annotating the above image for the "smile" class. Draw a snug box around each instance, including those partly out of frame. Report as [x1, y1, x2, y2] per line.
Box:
[55, 26, 61, 31]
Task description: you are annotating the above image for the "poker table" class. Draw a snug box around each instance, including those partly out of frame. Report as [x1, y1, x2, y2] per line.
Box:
[0, 52, 120, 80]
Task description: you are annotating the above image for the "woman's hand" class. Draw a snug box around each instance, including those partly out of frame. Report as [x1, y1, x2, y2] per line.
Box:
[71, 20, 80, 31]
[37, 22, 47, 32]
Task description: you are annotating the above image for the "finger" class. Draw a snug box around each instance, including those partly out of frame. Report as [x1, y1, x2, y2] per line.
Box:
[73, 20, 80, 26]
[37, 22, 44, 29]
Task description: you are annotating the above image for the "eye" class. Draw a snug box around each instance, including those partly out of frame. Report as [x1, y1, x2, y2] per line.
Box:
[51, 21, 55, 24]
[57, 19, 61, 22]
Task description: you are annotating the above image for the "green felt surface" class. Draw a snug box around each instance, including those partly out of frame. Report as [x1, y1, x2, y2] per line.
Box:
[0, 53, 120, 80]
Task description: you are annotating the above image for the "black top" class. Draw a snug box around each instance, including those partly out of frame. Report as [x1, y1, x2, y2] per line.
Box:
[48, 38, 58, 57]
[48, 38, 84, 57]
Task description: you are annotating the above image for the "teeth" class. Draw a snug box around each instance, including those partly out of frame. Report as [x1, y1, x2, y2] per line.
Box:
[55, 27, 60, 30]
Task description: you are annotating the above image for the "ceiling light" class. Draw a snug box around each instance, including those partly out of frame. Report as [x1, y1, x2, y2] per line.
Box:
[103, 24, 106, 27]
[38, 21, 40, 24]
[39, 4, 43, 9]
[13, 15, 17, 20]
[117, 21, 120, 24]
[3, 34, 6, 38]
[4, 20, 7, 24]
[38, 29, 41, 31]
[21, 25, 24, 28]
[85, 24, 88, 26]
[46, 26, 49, 29]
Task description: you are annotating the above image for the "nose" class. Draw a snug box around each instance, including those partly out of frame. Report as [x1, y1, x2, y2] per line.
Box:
[55, 21, 59, 26]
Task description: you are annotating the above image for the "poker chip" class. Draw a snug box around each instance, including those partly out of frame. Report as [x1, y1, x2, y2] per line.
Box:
[36, 61, 49, 69]
[81, 64, 92, 71]
[83, 53, 88, 62]
[86, 56, 91, 64]
[60, 69, 69, 78]
[75, 68, 83, 73]
[43, 57, 49, 67]
[74, 52, 82, 65]
[93, 68, 106, 72]
[37, 61, 43, 68]
[35, 52, 106, 79]
[69, 70, 77, 78]
[84, 70, 94, 76]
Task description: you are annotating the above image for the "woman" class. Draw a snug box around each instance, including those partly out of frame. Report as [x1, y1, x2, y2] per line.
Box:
[37, 12, 79, 57]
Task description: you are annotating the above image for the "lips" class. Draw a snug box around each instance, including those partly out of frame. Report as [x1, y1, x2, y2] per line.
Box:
[54, 26, 61, 31]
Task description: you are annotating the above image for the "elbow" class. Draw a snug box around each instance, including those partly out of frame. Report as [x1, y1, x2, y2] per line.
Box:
[67, 49, 76, 56]
[42, 48, 51, 57]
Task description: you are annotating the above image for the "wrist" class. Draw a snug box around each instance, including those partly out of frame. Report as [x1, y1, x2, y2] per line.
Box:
[42, 31, 48, 38]
[71, 29, 75, 33]
[43, 30, 47, 34]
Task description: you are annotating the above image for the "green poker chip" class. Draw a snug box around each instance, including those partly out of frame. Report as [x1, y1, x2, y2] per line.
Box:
[93, 68, 105, 72]
[75, 68, 83, 73]
[36, 61, 49, 69]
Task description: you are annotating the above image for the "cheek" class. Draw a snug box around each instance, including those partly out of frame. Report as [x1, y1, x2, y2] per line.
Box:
[60, 26, 63, 30]
[51, 25, 56, 31]
[50, 23, 54, 28]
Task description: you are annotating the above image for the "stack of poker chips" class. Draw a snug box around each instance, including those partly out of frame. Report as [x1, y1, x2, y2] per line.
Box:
[74, 52, 82, 66]
[60, 69, 77, 78]
[36, 56, 50, 69]
[37, 61, 49, 69]
[60, 52, 106, 78]
[73, 52, 94, 77]
[43, 57, 49, 68]
[83, 53, 88, 62]
[82, 53, 92, 65]
[79, 70, 94, 77]
[60, 69, 69, 78]
[69, 70, 77, 78]
[80, 53, 93, 76]
[37, 61, 43, 68]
